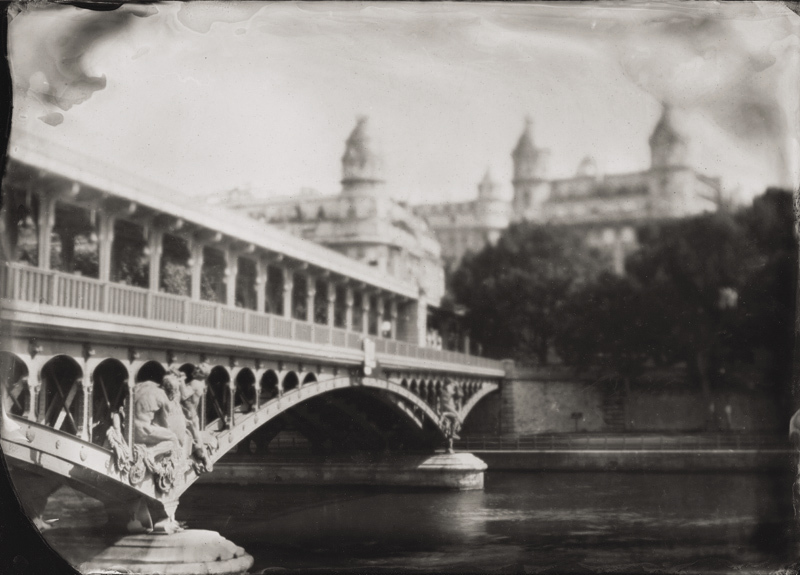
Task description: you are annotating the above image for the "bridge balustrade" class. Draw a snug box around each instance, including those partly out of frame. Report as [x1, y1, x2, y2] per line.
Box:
[2, 262, 504, 372]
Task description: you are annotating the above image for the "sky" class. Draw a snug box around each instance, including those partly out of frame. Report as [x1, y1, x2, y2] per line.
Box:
[7, 1, 800, 205]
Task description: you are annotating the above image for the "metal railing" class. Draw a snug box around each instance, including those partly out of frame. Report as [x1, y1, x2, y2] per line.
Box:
[456, 433, 793, 452]
[2, 262, 503, 371]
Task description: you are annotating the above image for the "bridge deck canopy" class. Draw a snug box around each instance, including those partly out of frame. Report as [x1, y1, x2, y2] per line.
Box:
[7, 131, 419, 300]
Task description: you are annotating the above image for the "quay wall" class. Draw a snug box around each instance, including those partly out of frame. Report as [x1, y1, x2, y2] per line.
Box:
[461, 364, 784, 436]
[198, 453, 488, 490]
[465, 449, 794, 472]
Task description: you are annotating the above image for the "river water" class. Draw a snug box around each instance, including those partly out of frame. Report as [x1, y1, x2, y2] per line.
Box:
[168, 471, 799, 574]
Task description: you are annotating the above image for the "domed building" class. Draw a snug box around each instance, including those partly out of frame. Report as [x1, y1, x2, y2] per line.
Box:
[210, 116, 445, 305]
[413, 168, 511, 271]
[415, 104, 723, 273]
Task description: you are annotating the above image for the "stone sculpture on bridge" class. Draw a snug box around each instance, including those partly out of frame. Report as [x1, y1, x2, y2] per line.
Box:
[439, 378, 463, 453]
[107, 367, 217, 497]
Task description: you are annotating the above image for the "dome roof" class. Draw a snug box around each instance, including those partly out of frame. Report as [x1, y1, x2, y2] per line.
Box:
[649, 104, 687, 148]
[512, 117, 537, 160]
[478, 168, 501, 200]
[341, 116, 384, 186]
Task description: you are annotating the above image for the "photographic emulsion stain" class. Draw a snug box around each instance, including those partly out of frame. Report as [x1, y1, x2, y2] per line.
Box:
[1, 2, 799, 574]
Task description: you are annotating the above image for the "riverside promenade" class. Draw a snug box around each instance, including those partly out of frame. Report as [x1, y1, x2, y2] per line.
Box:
[455, 433, 794, 471]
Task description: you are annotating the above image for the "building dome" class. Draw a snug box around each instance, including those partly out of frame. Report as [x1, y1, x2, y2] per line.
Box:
[649, 104, 689, 168]
[512, 117, 548, 181]
[341, 116, 385, 196]
[477, 168, 502, 201]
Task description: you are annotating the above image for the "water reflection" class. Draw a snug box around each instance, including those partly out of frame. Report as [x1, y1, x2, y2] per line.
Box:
[43, 471, 798, 573]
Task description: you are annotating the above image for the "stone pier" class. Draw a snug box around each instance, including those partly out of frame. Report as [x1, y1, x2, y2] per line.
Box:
[198, 452, 488, 490]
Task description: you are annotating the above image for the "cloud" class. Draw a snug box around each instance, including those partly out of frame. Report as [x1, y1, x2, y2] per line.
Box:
[608, 5, 800, 189]
[9, 3, 157, 114]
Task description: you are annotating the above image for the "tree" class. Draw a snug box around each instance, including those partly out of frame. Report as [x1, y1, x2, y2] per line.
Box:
[553, 189, 796, 428]
[554, 272, 653, 390]
[622, 212, 751, 427]
[733, 189, 797, 418]
[450, 223, 607, 363]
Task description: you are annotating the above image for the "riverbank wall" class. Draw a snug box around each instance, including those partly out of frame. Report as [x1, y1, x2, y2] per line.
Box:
[462, 363, 785, 437]
[461, 448, 794, 472]
[197, 452, 488, 489]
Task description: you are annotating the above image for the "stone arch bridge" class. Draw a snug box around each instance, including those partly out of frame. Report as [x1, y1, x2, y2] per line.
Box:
[0, 141, 504, 560]
[2, 344, 497, 528]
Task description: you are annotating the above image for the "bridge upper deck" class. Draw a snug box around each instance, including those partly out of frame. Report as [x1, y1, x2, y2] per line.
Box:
[2, 134, 503, 377]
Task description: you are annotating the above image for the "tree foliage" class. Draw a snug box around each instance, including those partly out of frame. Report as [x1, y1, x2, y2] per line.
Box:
[551, 189, 796, 423]
[452, 189, 796, 421]
[450, 223, 607, 362]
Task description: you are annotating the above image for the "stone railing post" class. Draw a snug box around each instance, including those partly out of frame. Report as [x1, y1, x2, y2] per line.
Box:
[37, 194, 57, 271]
[147, 228, 163, 292]
[97, 213, 116, 283]
[326, 282, 336, 328]
[225, 251, 238, 308]
[306, 275, 316, 324]
[255, 260, 267, 314]
[389, 299, 398, 340]
[282, 268, 293, 319]
[361, 292, 371, 335]
[375, 295, 385, 338]
[344, 285, 354, 331]
[227, 378, 237, 428]
[189, 242, 204, 301]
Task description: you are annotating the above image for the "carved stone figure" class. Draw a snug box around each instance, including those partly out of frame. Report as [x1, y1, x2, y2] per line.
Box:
[107, 367, 216, 496]
[180, 363, 216, 473]
[439, 379, 462, 453]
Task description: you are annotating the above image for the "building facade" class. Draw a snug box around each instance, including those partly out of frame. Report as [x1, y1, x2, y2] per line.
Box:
[416, 106, 722, 272]
[210, 117, 445, 305]
[413, 170, 511, 271]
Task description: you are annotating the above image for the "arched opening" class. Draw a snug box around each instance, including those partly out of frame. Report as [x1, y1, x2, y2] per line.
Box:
[205, 366, 231, 429]
[418, 381, 427, 403]
[434, 381, 442, 410]
[234, 368, 256, 413]
[0, 352, 29, 418]
[260, 370, 279, 402]
[136, 361, 167, 383]
[40, 355, 83, 435]
[400, 378, 408, 388]
[282, 371, 299, 392]
[301, 372, 318, 386]
[91, 358, 129, 446]
[410, 380, 418, 395]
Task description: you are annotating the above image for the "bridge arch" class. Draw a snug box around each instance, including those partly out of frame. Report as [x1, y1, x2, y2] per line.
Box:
[90, 358, 129, 446]
[259, 370, 279, 402]
[205, 365, 231, 430]
[2, 364, 500, 524]
[39, 354, 84, 437]
[300, 371, 317, 385]
[233, 368, 256, 414]
[280, 370, 299, 392]
[0, 351, 31, 419]
[136, 360, 167, 383]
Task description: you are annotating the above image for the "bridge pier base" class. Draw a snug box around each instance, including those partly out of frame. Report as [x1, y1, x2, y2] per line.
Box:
[44, 528, 254, 575]
[200, 451, 488, 490]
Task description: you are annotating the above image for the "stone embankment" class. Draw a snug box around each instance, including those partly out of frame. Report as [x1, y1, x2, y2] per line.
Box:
[455, 433, 793, 471]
